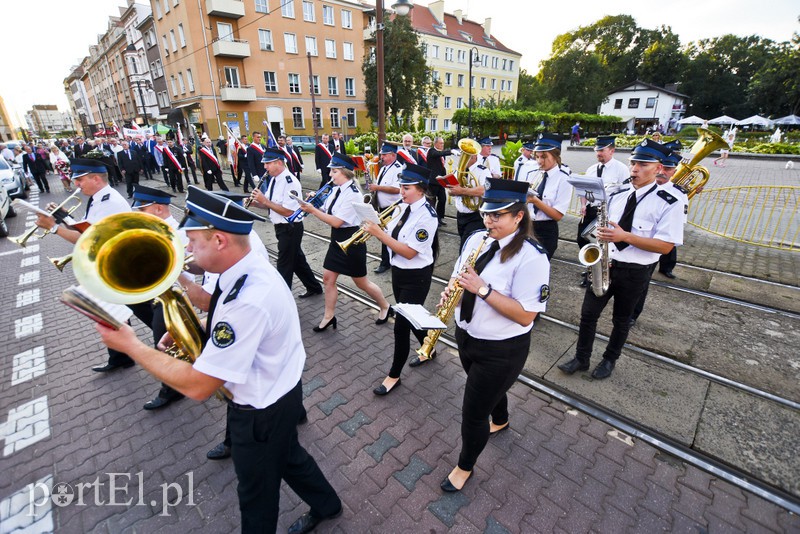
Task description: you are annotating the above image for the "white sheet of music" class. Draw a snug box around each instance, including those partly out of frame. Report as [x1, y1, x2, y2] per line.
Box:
[352, 202, 382, 225]
[392, 304, 447, 330]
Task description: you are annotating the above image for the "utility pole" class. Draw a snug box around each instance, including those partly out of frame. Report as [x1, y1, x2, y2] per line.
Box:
[307, 52, 319, 141]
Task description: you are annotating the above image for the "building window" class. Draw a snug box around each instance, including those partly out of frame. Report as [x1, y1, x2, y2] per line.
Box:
[281, 0, 294, 18]
[311, 75, 320, 94]
[155, 1, 162, 18]
[323, 5, 334, 25]
[444, 73, 452, 86]
[346, 108, 356, 127]
[431, 96, 438, 108]
[501, 58, 507, 70]
[509, 60, 515, 72]
[507, 80, 513, 92]
[224, 67, 240, 87]
[470, 76, 475, 89]
[255, 0, 268, 13]
[457, 49, 466, 63]
[328, 76, 338, 96]
[163, 0, 170, 13]
[456, 97, 463, 109]
[343, 42, 354, 61]
[169, 30, 177, 51]
[305, 36, 318, 56]
[162, 35, 169, 55]
[445, 47, 453, 61]
[170, 76, 177, 96]
[292, 106, 304, 128]
[151, 60, 164, 78]
[500, 80, 505, 91]
[264, 71, 278, 92]
[313, 107, 322, 128]
[186, 69, 194, 91]
[646, 97, 657, 108]
[330, 108, 340, 128]
[284, 33, 298, 54]
[614, 98, 623, 109]
[288, 73, 301, 93]
[431, 71, 439, 82]
[345, 77, 355, 96]
[158, 91, 169, 108]
[480, 77, 486, 89]
[302, 0, 314, 21]
[457, 74, 464, 87]
[628, 98, 640, 108]
[325, 39, 336, 58]
[144, 31, 153, 48]
[177, 72, 186, 93]
[429, 118, 437, 130]
[258, 29, 273, 51]
[492, 56, 498, 69]
[443, 118, 450, 130]
[430, 45, 439, 58]
[217, 22, 233, 42]
[444, 96, 451, 109]
[491, 78, 496, 90]
[178, 24, 186, 47]
[341, 9, 352, 29]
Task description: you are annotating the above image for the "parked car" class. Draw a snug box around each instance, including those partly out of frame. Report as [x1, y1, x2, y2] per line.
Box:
[0, 182, 18, 238]
[0, 158, 28, 199]
[291, 136, 317, 152]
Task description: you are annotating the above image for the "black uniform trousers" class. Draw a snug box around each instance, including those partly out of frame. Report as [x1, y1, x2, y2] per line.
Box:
[204, 169, 230, 192]
[575, 260, 652, 364]
[377, 204, 395, 268]
[388, 265, 433, 378]
[532, 220, 559, 260]
[275, 222, 323, 293]
[456, 211, 485, 249]
[32, 171, 50, 193]
[149, 303, 184, 402]
[454, 327, 531, 472]
[428, 183, 447, 220]
[107, 301, 155, 367]
[632, 263, 658, 321]
[167, 168, 184, 193]
[124, 170, 140, 199]
[577, 205, 598, 250]
[229, 381, 341, 534]
[319, 168, 331, 189]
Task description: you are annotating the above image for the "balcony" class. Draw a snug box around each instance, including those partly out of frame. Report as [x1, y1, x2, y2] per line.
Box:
[212, 39, 251, 58]
[206, 0, 245, 18]
[363, 24, 377, 42]
[220, 85, 256, 101]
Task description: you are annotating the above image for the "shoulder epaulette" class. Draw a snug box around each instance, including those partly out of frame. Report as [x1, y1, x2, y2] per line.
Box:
[657, 190, 677, 204]
[558, 165, 571, 176]
[672, 184, 687, 195]
[285, 175, 293, 183]
[525, 236, 548, 255]
[609, 188, 630, 198]
[392, 161, 401, 168]
[488, 154, 499, 159]
[349, 183, 359, 193]
[425, 202, 437, 217]
[101, 193, 110, 202]
[223, 274, 248, 304]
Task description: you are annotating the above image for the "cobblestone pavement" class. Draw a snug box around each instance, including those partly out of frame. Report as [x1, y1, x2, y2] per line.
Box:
[0, 184, 798, 532]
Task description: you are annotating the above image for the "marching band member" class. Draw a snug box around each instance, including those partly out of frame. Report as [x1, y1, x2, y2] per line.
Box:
[448, 137, 498, 247]
[96, 187, 343, 534]
[577, 136, 629, 286]
[558, 139, 684, 379]
[524, 133, 574, 259]
[369, 143, 404, 274]
[512, 141, 538, 181]
[300, 153, 393, 331]
[361, 163, 440, 394]
[440, 178, 550, 492]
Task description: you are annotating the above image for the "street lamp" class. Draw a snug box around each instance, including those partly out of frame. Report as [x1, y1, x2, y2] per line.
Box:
[375, 0, 413, 147]
[467, 46, 479, 138]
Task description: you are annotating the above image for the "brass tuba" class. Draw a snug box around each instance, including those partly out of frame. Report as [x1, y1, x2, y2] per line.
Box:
[670, 127, 729, 199]
[454, 138, 482, 211]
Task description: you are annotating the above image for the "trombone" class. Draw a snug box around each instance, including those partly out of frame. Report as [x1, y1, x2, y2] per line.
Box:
[8, 189, 83, 247]
[337, 199, 402, 253]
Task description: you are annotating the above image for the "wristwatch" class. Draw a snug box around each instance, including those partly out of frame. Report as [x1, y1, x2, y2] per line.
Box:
[478, 284, 493, 300]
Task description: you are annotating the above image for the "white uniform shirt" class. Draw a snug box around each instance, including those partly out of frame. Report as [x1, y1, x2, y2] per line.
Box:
[164, 215, 189, 246]
[524, 165, 573, 221]
[476, 153, 501, 177]
[513, 155, 539, 181]
[585, 157, 629, 203]
[84, 184, 131, 224]
[456, 162, 491, 214]
[659, 181, 689, 223]
[608, 182, 685, 265]
[193, 251, 305, 409]
[201, 230, 269, 292]
[396, 147, 416, 166]
[323, 179, 362, 228]
[386, 196, 439, 270]
[375, 161, 402, 208]
[266, 169, 302, 225]
[453, 231, 550, 340]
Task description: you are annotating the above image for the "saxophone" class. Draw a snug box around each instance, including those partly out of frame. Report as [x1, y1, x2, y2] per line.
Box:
[416, 233, 489, 361]
[577, 192, 610, 297]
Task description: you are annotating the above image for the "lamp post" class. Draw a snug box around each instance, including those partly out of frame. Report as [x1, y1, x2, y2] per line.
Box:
[375, 0, 413, 147]
[467, 46, 479, 138]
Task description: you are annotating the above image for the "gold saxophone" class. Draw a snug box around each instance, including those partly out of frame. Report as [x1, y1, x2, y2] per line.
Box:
[416, 233, 489, 361]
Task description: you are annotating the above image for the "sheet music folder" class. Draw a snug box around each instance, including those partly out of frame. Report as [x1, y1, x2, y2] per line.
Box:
[566, 175, 607, 202]
[392, 303, 447, 330]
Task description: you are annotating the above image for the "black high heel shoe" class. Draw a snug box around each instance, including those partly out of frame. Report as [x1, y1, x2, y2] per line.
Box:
[375, 307, 395, 325]
[313, 316, 337, 332]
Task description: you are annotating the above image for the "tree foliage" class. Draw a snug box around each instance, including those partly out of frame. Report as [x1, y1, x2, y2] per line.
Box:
[451, 108, 622, 138]
[362, 16, 441, 129]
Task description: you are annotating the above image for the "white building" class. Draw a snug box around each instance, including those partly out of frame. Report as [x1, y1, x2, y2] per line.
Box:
[598, 80, 687, 133]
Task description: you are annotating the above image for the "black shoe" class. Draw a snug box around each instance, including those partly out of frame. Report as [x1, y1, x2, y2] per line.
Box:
[288, 507, 343, 534]
[299, 288, 323, 299]
[373, 378, 401, 396]
[408, 350, 436, 368]
[206, 442, 231, 460]
[440, 471, 471, 492]
[439, 218, 447, 227]
[591, 359, 616, 379]
[92, 362, 134, 373]
[661, 270, 677, 279]
[557, 358, 590, 375]
[313, 316, 337, 332]
[373, 264, 390, 274]
[628, 318, 637, 328]
[143, 395, 179, 410]
[375, 307, 395, 325]
[580, 278, 590, 288]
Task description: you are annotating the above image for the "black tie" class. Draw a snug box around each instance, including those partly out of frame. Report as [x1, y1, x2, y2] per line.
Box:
[615, 192, 639, 251]
[203, 280, 223, 346]
[533, 172, 548, 214]
[516, 161, 523, 178]
[459, 239, 501, 323]
[597, 164, 605, 177]
[377, 166, 388, 185]
[327, 187, 341, 214]
[84, 196, 94, 218]
[389, 206, 411, 257]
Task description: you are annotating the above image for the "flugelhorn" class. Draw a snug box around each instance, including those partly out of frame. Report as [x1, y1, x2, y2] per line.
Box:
[337, 199, 402, 253]
[670, 127, 729, 199]
[453, 138, 482, 211]
[8, 189, 83, 247]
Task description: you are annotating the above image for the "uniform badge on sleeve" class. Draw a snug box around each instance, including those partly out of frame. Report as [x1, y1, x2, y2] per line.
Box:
[101, 194, 110, 201]
[212, 322, 236, 348]
[540, 285, 550, 302]
[415, 229, 429, 242]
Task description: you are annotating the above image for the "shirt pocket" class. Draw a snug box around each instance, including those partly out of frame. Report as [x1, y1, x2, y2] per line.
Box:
[633, 220, 655, 237]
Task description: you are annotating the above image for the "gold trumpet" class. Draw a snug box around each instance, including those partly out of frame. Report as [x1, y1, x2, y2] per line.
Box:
[7, 189, 83, 247]
[670, 127, 729, 199]
[337, 199, 402, 253]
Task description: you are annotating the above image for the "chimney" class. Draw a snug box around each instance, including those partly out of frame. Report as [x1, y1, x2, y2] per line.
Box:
[454, 9, 463, 25]
[482, 17, 492, 38]
[428, 0, 445, 24]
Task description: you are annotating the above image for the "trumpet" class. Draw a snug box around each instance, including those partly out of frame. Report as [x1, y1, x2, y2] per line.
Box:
[8, 189, 83, 247]
[337, 199, 402, 253]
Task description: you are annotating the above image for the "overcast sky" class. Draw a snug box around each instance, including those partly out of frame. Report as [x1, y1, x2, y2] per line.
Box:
[1, 0, 797, 128]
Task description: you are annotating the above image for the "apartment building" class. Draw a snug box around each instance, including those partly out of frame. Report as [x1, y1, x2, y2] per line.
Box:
[0, 96, 17, 142]
[408, 0, 521, 132]
[150, 0, 370, 139]
[25, 105, 74, 135]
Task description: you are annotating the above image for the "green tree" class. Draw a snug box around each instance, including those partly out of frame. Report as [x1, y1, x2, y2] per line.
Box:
[537, 48, 607, 113]
[638, 27, 687, 87]
[362, 16, 441, 129]
[747, 33, 800, 116]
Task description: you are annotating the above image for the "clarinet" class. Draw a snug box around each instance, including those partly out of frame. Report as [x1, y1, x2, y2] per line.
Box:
[243, 174, 269, 209]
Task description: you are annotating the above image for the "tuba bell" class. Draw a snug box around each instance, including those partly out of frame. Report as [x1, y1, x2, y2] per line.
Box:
[454, 138, 482, 211]
[670, 127, 729, 199]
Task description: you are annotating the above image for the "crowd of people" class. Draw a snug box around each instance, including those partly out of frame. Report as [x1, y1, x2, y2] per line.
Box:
[23, 126, 689, 533]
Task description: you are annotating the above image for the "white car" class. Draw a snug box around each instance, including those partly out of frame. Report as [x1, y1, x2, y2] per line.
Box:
[0, 181, 18, 238]
[0, 157, 28, 199]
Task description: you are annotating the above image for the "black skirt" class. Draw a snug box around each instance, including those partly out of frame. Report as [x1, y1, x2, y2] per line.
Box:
[324, 226, 367, 277]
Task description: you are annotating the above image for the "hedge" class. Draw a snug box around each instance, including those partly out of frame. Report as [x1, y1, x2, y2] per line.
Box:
[450, 109, 623, 138]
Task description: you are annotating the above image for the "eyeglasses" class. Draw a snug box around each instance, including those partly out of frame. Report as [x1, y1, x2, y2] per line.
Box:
[481, 210, 512, 221]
